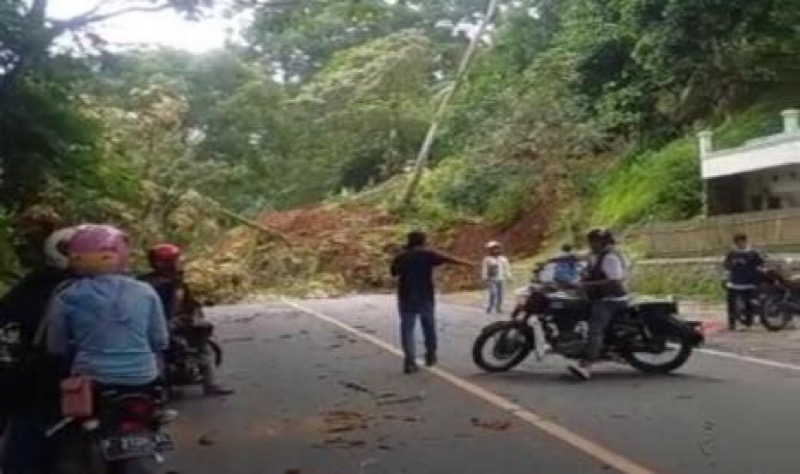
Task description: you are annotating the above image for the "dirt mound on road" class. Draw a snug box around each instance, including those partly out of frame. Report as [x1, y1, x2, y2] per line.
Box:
[187, 204, 403, 301]
[438, 204, 551, 290]
[188, 202, 550, 301]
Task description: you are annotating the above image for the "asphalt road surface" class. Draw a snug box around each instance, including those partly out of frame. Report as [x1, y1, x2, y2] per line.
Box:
[164, 295, 800, 474]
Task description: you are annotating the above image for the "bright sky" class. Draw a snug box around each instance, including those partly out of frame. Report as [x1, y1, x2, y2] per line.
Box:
[47, 1, 239, 53]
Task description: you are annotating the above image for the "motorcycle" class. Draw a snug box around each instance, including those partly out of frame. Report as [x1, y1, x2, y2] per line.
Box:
[726, 269, 793, 331]
[164, 319, 223, 392]
[472, 272, 705, 374]
[51, 385, 175, 474]
[758, 270, 800, 331]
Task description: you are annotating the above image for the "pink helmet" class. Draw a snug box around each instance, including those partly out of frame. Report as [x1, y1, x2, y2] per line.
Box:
[68, 224, 131, 275]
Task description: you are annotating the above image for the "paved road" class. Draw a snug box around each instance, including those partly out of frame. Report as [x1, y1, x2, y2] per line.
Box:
[165, 296, 800, 474]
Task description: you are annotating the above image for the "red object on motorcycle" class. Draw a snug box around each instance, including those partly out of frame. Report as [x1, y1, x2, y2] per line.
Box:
[118, 396, 156, 433]
[60, 376, 94, 418]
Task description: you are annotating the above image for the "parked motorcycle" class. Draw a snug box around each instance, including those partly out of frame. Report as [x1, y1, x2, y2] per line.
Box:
[472, 277, 705, 374]
[758, 270, 800, 331]
[727, 269, 793, 331]
[51, 385, 175, 474]
[164, 320, 223, 392]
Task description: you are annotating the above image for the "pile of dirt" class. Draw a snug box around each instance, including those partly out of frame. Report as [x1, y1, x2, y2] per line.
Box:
[188, 201, 551, 301]
[437, 204, 552, 290]
[187, 204, 404, 301]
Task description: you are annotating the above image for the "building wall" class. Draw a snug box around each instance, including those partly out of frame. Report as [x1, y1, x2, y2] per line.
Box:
[707, 164, 800, 215]
[741, 164, 800, 211]
[707, 175, 744, 215]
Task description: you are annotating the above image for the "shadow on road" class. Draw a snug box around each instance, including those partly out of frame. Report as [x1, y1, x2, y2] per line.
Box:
[466, 369, 725, 386]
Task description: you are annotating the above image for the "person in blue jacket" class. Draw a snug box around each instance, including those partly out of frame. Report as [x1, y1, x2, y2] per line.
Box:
[46, 224, 168, 388]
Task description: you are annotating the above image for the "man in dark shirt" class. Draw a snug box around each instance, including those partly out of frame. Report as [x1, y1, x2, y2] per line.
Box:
[139, 244, 233, 396]
[1, 227, 75, 474]
[390, 231, 471, 374]
[723, 233, 765, 330]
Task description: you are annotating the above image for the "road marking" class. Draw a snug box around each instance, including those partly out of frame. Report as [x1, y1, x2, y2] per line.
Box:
[282, 299, 657, 474]
[698, 348, 800, 372]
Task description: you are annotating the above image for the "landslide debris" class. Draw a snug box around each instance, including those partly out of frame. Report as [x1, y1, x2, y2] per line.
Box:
[187, 202, 550, 302]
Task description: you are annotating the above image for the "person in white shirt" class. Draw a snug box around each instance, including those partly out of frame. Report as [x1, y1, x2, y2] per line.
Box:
[482, 241, 512, 314]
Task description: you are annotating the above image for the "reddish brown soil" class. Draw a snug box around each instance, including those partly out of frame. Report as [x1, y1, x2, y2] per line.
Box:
[438, 203, 552, 290]
[256, 200, 552, 293]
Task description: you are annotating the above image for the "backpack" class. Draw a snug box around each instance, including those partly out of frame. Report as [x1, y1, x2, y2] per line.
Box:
[553, 257, 579, 283]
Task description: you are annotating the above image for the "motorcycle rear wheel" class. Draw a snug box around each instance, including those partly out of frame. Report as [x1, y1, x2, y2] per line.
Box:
[623, 332, 693, 374]
[97, 457, 160, 474]
[760, 297, 792, 332]
[472, 321, 533, 372]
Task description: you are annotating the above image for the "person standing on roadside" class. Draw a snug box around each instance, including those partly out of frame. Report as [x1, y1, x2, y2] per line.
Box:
[482, 241, 512, 314]
[723, 233, 765, 331]
[390, 231, 472, 374]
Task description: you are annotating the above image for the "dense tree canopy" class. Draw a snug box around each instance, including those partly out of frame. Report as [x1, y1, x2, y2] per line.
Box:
[1, 0, 798, 277]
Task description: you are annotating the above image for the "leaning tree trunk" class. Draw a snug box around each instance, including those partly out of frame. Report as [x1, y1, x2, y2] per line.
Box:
[400, 0, 501, 209]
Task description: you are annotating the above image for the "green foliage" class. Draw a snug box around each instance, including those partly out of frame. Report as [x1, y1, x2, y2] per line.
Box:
[631, 261, 723, 300]
[2, 0, 800, 292]
[593, 138, 701, 227]
[593, 94, 800, 228]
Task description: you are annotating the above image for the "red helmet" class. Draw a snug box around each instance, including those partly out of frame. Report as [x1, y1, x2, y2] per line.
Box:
[148, 243, 182, 266]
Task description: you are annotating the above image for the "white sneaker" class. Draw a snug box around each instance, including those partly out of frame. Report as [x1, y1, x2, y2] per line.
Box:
[568, 364, 592, 381]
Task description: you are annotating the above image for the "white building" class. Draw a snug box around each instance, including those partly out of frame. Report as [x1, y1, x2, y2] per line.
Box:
[699, 109, 800, 215]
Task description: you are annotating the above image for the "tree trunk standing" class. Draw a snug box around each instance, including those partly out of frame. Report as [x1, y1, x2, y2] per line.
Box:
[400, 0, 500, 209]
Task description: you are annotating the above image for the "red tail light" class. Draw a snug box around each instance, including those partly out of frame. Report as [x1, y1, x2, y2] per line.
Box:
[118, 397, 155, 432]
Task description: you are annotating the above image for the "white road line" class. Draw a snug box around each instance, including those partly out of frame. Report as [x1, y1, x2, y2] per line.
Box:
[697, 348, 800, 372]
[446, 301, 800, 374]
[282, 299, 657, 474]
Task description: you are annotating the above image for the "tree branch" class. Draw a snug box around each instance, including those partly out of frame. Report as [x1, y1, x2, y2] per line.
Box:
[50, 3, 174, 35]
[55, 0, 115, 23]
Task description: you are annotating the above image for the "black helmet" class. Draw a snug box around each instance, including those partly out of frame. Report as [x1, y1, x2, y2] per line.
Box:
[586, 227, 615, 245]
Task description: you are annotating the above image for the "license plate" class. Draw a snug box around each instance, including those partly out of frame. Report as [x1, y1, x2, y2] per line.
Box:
[100, 431, 174, 461]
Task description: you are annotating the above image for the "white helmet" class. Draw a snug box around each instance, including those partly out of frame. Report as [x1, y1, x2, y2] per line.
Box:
[43, 226, 78, 269]
[486, 240, 501, 249]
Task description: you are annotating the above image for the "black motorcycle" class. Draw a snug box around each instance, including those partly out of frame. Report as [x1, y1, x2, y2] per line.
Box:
[52, 385, 175, 474]
[759, 270, 800, 331]
[472, 282, 705, 374]
[164, 320, 223, 392]
[726, 269, 795, 331]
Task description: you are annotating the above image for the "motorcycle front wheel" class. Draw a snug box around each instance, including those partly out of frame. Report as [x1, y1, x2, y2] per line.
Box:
[472, 321, 533, 372]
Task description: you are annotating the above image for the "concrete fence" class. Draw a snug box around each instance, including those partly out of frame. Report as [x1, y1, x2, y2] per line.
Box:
[627, 209, 800, 258]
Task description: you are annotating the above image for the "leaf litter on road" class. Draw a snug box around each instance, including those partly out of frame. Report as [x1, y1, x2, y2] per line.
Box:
[375, 391, 426, 406]
[470, 417, 512, 431]
[339, 381, 373, 394]
[197, 430, 219, 446]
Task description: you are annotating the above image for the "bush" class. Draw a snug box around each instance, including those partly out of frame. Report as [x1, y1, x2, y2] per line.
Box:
[593, 138, 700, 227]
[592, 96, 799, 228]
